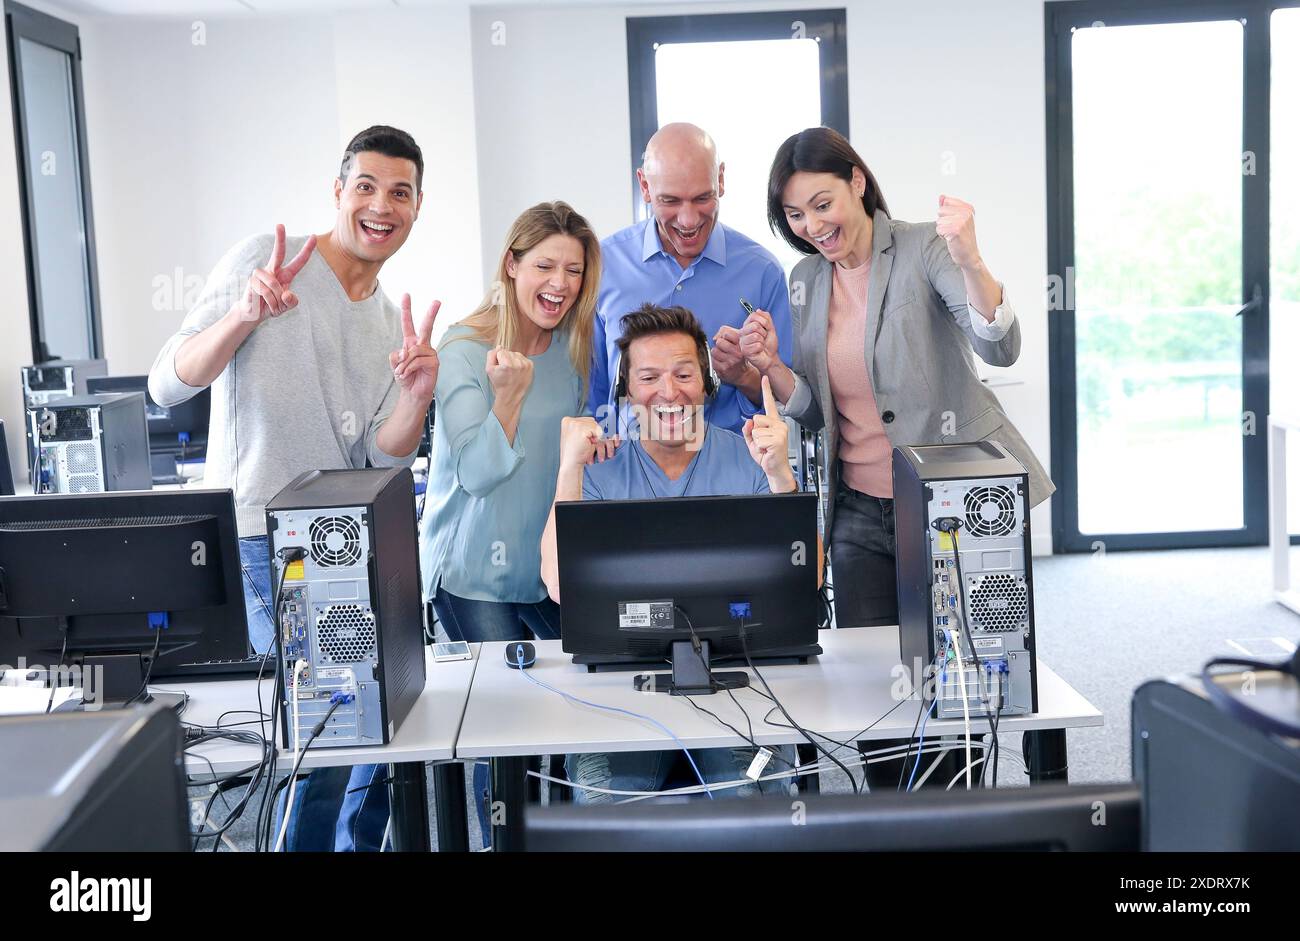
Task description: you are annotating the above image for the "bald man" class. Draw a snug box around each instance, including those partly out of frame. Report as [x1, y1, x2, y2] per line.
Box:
[589, 123, 793, 436]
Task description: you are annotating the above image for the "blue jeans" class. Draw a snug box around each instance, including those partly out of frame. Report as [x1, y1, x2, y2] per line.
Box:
[565, 745, 798, 804]
[239, 535, 389, 852]
[430, 585, 561, 846]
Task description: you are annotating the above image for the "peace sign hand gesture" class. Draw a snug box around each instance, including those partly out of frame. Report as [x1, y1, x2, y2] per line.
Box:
[390, 294, 440, 404]
[240, 224, 316, 323]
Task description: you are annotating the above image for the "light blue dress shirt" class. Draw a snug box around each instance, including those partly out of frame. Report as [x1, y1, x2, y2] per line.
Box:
[420, 324, 585, 603]
[582, 423, 770, 500]
[589, 219, 793, 436]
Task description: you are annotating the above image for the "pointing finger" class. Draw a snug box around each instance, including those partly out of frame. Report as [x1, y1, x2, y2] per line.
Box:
[762, 374, 778, 417]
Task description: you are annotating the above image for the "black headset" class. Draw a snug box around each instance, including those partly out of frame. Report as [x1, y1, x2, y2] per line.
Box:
[1199, 644, 1300, 738]
[611, 335, 720, 403]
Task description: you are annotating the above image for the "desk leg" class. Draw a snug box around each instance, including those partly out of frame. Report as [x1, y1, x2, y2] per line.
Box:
[387, 761, 431, 852]
[490, 755, 535, 853]
[432, 761, 469, 853]
[1024, 729, 1069, 784]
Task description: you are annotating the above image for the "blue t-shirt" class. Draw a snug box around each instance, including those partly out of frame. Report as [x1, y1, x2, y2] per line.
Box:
[582, 424, 769, 500]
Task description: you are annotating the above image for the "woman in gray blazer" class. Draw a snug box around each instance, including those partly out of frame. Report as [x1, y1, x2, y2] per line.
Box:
[740, 127, 1052, 631]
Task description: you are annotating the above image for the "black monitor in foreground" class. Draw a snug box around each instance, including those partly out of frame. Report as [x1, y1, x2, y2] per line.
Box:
[0, 702, 188, 851]
[0, 488, 250, 706]
[525, 784, 1141, 852]
[0, 420, 13, 496]
[556, 493, 820, 694]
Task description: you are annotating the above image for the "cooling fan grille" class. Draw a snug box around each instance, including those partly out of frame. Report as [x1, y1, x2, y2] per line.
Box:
[309, 515, 363, 567]
[963, 485, 1017, 537]
[316, 604, 377, 663]
[967, 573, 1029, 632]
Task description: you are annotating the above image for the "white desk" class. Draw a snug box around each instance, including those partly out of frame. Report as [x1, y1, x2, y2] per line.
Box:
[167, 645, 479, 851]
[456, 627, 1103, 849]
[457, 628, 1100, 757]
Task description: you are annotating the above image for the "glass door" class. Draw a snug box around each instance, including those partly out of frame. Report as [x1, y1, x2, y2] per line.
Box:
[1047, 3, 1273, 551]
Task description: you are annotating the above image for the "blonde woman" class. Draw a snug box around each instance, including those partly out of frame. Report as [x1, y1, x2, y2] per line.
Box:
[421, 201, 600, 641]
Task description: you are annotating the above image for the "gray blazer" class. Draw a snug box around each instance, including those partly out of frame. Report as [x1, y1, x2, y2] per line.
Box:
[782, 210, 1054, 542]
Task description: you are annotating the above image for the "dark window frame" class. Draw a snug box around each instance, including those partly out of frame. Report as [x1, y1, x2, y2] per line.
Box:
[1045, 0, 1296, 552]
[625, 8, 849, 221]
[5, 0, 102, 363]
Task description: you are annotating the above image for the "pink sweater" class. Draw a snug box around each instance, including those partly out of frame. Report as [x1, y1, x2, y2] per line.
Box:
[826, 260, 893, 498]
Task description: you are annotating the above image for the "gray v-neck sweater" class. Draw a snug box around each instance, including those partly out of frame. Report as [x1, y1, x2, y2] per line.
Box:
[148, 233, 416, 536]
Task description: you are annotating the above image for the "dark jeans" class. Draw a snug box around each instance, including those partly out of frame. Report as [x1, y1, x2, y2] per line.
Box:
[430, 586, 561, 846]
[829, 486, 899, 629]
[238, 535, 388, 851]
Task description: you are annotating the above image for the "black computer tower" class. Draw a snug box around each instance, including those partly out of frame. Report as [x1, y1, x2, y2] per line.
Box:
[20, 358, 108, 471]
[893, 441, 1038, 718]
[27, 393, 152, 494]
[265, 467, 425, 749]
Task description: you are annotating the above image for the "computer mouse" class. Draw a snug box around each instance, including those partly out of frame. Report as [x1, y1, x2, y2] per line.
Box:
[505, 641, 536, 670]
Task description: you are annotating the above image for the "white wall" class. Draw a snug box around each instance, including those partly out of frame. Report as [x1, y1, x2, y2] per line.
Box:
[471, 0, 1055, 552]
[53, 4, 482, 384]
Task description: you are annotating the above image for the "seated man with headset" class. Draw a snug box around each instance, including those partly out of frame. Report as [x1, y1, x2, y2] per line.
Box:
[540, 302, 800, 802]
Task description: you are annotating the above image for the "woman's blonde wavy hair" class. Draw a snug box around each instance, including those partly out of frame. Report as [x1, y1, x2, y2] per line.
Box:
[449, 200, 600, 397]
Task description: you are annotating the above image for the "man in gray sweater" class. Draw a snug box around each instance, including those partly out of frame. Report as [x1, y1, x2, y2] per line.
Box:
[148, 126, 439, 852]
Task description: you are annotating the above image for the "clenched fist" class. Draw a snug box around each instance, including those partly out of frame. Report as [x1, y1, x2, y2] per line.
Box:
[935, 195, 982, 271]
[486, 347, 534, 403]
[742, 376, 797, 493]
[709, 325, 748, 385]
[739, 308, 780, 374]
[560, 416, 619, 470]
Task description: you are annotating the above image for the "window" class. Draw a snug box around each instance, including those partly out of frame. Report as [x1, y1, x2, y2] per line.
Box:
[626, 10, 849, 272]
[5, 1, 101, 363]
[1046, 0, 1292, 551]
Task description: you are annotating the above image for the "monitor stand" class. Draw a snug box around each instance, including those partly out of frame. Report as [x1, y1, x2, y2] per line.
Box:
[632, 640, 750, 696]
[81, 653, 182, 712]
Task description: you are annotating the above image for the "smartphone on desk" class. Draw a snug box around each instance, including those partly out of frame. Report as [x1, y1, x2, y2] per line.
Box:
[432, 641, 472, 662]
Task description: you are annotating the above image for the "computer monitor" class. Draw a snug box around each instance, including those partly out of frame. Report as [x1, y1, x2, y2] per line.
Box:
[524, 784, 1141, 852]
[0, 420, 13, 496]
[555, 493, 821, 694]
[0, 488, 251, 705]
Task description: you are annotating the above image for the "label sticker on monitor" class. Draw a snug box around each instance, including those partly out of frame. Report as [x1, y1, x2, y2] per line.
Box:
[618, 600, 675, 630]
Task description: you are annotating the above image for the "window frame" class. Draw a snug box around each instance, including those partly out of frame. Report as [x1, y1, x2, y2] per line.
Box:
[5, 0, 103, 363]
[1044, 0, 1295, 551]
[625, 8, 849, 221]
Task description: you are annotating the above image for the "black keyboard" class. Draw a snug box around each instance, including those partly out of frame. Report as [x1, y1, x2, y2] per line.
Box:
[156, 655, 277, 682]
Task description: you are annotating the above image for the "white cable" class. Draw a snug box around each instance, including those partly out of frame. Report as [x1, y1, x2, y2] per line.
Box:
[381, 815, 393, 852]
[947, 757, 986, 790]
[910, 743, 950, 790]
[273, 658, 308, 853]
[527, 742, 988, 802]
[950, 635, 973, 790]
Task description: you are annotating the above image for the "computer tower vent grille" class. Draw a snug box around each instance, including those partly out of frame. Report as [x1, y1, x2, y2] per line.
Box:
[963, 485, 1016, 537]
[317, 604, 376, 663]
[309, 515, 362, 567]
[66, 442, 98, 475]
[68, 475, 102, 494]
[967, 573, 1028, 632]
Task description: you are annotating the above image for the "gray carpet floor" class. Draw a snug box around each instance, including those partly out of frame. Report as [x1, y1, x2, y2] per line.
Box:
[197, 544, 1300, 851]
